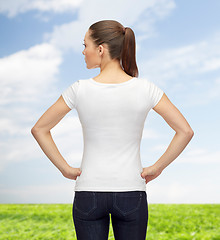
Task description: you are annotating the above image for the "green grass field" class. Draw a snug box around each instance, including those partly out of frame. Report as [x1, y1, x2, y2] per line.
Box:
[0, 204, 219, 239]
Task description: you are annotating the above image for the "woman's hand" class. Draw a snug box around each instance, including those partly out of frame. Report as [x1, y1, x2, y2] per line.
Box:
[62, 166, 82, 180]
[141, 165, 163, 184]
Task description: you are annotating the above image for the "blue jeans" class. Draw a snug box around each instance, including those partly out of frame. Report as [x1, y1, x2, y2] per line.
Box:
[72, 190, 148, 240]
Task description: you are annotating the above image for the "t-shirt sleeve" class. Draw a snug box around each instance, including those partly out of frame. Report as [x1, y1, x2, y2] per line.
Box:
[145, 79, 164, 109]
[61, 80, 80, 109]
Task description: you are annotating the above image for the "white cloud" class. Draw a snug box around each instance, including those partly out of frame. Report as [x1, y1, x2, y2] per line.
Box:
[45, 0, 175, 52]
[0, 113, 83, 172]
[141, 142, 220, 167]
[0, 0, 175, 22]
[0, 113, 84, 171]
[50, 115, 84, 166]
[0, 0, 83, 18]
[142, 128, 162, 139]
[0, 135, 36, 170]
[0, 43, 62, 104]
[139, 33, 220, 84]
[176, 147, 220, 164]
[0, 42, 63, 171]
[151, 143, 169, 152]
[46, 20, 88, 52]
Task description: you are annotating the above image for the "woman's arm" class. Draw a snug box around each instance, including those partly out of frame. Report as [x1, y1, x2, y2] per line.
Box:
[141, 93, 194, 184]
[31, 95, 81, 180]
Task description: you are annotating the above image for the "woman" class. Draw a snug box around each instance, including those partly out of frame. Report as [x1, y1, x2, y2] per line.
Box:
[31, 20, 194, 240]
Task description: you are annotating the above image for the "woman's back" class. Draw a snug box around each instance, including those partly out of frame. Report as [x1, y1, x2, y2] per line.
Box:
[62, 76, 164, 191]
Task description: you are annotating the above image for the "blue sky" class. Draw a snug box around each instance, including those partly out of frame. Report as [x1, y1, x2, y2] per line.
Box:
[0, 0, 219, 204]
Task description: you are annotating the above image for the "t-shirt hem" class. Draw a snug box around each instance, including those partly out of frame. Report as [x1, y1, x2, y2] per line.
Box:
[152, 91, 164, 109]
[74, 187, 146, 192]
[61, 93, 73, 109]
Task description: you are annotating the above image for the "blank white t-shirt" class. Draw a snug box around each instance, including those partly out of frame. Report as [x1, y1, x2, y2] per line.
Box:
[61, 77, 164, 192]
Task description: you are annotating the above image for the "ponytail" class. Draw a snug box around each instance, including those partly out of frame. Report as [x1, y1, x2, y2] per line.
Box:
[121, 27, 138, 77]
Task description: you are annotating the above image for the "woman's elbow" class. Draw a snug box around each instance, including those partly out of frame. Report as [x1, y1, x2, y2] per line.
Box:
[176, 126, 194, 138]
[31, 125, 50, 136]
[182, 128, 194, 139]
[31, 126, 39, 136]
[31, 126, 45, 136]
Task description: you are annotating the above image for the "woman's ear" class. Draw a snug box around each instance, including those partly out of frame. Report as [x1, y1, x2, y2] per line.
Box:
[98, 45, 103, 54]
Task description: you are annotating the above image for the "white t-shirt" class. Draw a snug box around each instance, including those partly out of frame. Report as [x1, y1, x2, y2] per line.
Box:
[61, 77, 164, 192]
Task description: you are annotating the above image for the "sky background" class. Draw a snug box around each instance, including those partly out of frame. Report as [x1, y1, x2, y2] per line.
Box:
[0, 0, 219, 204]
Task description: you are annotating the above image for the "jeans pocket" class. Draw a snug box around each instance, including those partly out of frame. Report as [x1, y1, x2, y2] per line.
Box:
[113, 191, 143, 216]
[74, 191, 97, 216]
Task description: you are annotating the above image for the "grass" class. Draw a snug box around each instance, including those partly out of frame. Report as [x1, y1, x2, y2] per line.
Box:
[0, 204, 219, 239]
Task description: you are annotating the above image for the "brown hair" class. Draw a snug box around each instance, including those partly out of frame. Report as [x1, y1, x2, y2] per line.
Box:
[88, 20, 139, 77]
